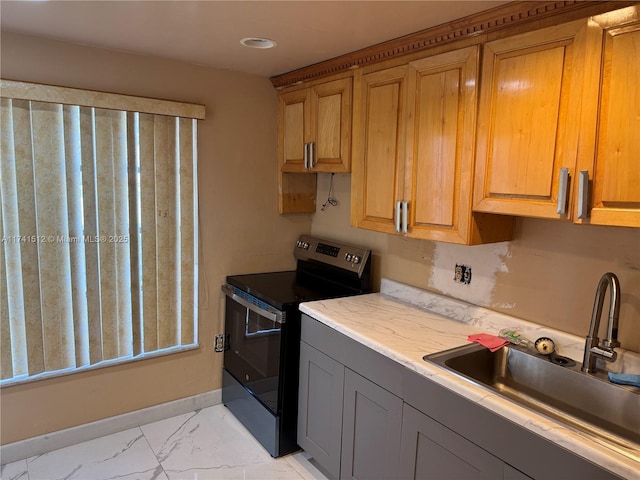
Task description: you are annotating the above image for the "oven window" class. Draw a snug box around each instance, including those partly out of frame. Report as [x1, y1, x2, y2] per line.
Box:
[224, 297, 281, 413]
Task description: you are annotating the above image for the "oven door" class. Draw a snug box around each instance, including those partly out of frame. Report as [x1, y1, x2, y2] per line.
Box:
[222, 284, 284, 414]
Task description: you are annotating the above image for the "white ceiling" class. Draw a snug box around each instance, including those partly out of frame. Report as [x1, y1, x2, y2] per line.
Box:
[0, 1, 510, 78]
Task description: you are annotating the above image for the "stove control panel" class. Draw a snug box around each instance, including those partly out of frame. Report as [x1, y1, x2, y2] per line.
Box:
[294, 234, 371, 278]
[316, 243, 340, 258]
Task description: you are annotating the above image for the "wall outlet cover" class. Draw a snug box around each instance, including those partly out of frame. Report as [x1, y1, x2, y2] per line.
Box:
[454, 264, 472, 285]
[214, 334, 225, 353]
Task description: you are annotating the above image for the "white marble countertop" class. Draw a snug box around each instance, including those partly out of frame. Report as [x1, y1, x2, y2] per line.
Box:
[299, 279, 640, 480]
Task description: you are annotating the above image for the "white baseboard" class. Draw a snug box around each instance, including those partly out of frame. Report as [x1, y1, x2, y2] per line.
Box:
[0, 389, 221, 465]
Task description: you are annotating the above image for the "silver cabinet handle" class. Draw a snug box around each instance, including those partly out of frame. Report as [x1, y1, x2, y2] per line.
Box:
[578, 170, 590, 219]
[303, 142, 309, 169]
[556, 167, 570, 215]
[309, 142, 315, 168]
[395, 201, 401, 233]
[402, 201, 409, 234]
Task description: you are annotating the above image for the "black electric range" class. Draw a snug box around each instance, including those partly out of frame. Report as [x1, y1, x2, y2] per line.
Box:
[221, 235, 372, 457]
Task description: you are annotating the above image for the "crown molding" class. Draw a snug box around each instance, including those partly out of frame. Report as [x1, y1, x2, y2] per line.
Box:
[270, 1, 633, 88]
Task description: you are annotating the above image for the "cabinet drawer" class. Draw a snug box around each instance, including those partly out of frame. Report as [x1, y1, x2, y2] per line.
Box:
[301, 314, 404, 397]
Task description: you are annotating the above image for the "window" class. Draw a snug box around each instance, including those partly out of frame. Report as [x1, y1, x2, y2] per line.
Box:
[0, 80, 205, 386]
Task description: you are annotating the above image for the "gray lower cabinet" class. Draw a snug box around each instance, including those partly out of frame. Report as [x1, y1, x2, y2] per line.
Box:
[298, 340, 403, 480]
[503, 465, 534, 480]
[297, 341, 344, 480]
[341, 368, 403, 480]
[400, 403, 504, 480]
[298, 314, 620, 480]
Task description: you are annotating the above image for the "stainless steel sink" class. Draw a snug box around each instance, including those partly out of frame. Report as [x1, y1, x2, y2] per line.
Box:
[424, 343, 640, 460]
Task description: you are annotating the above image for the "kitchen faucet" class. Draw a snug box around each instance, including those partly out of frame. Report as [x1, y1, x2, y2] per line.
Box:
[582, 272, 621, 373]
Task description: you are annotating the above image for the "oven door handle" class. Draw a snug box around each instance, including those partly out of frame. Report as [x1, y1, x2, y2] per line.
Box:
[222, 284, 285, 324]
[244, 313, 280, 338]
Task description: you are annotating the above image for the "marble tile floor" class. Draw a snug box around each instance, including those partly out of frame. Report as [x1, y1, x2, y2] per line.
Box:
[0, 404, 329, 480]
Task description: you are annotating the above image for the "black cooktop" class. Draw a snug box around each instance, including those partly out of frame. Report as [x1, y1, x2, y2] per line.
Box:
[226, 270, 353, 310]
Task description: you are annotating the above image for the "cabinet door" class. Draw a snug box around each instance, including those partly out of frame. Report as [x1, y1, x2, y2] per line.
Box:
[351, 51, 513, 244]
[297, 342, 344, 480]
[340, 368, 403, 480]
[579, 11, 640, 227]
[474, 20, 601, 220]
[399, 404, 503, 480]
[279, 88, 311, 172]
[404, 46, 510, 244]
[310, 77, 352, 173]
[404, 47, 479, 243]
[351, 66, 410, 234]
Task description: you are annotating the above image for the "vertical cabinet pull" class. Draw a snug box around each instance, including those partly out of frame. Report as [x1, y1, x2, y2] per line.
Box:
[401, 201, 409, 234]
[303, 142, 309, 169]
[578, 170, 590, 219]
[394, 201, 410, 234]
[556, 167, 570, 215]
[302, 142, 316, 170]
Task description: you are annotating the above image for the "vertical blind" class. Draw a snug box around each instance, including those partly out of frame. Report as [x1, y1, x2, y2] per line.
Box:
[0, 81, 204, 385]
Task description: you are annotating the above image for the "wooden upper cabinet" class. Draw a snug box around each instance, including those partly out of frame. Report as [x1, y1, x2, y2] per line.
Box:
[474, 11, 640, 228]
[577, 7, 640, 227]
[473, 19, 602, 220]
[351, 46, 512, 244]
[278, 76, 352, 173]
[279, 88, 310, 172]
[351, 65, 409, 235]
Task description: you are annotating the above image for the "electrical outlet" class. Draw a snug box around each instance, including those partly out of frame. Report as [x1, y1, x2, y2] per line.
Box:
[454, 264, 472, 285]
[214, 334, 225, 353]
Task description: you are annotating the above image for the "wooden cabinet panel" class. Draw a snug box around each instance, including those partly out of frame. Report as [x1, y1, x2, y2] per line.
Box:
[340, 368, 402, 480]
[351, 66, 408, 234]
[364, 82, 401, 218]
[280, 89, 311, 172]
[352, 46, 513, 244]
[312, 78, 352, 172]
[278, 172, 317, 214]
[413, 68, 459, 226]
[406, 47, 513, 244]
[474, 20, 599, 219]
[598, 29, 640, 203]
[581, 10, 640, 227]
[486, 46, 564, 198]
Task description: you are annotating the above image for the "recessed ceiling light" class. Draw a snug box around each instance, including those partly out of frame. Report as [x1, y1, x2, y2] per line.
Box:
[240, 37, 277, 49]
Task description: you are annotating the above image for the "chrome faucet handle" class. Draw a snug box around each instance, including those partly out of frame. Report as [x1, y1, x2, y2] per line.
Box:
[590, 345, 617, 362]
